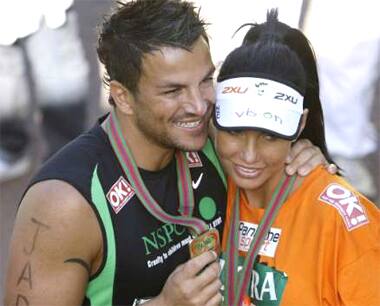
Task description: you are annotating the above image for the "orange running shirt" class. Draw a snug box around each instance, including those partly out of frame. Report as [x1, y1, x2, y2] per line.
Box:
[221, 166, 380, 305]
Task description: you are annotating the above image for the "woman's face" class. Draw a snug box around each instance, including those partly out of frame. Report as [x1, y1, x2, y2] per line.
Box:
[215, 129, 292, 192]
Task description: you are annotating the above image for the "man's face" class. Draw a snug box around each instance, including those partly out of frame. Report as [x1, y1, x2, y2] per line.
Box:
[131, 37, 215, 152]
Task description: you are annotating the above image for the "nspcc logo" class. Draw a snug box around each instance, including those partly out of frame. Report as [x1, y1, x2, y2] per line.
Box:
[107, 177, 135, 214]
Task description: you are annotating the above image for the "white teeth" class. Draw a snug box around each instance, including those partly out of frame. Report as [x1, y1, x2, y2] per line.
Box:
[175, 120, 201, 128]
[237, 166, 258, 173]
[239, 166, 256, 173]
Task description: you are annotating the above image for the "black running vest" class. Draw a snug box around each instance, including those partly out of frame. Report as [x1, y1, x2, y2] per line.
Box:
[29, 120, 227, 305]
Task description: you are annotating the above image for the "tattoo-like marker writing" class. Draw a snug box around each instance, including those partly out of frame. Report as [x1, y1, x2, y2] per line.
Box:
[17, 262, 32, 289]
[64, 258, 91, 277]
[16, 294, 29, 306]
[23, 218, 50, 255]
[15, 218, 50, 304]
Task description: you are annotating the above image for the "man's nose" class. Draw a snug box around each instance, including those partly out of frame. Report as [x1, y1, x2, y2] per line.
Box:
[183, 88, 208, 116]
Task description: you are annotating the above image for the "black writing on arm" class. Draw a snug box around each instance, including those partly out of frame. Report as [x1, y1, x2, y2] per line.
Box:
[16, 294, 29, 306]
[15, 218, 50, 305]
[23, 217, 50, 255]
[64, 258, 91, 277]
[17, 262, 32, 289]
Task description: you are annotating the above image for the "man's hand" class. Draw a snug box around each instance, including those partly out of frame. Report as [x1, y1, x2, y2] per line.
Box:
[286, 139, 337, 176]
[147, 251, 222, 306]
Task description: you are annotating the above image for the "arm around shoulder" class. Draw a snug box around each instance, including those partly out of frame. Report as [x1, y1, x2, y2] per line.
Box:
[4, 180, 103, 306]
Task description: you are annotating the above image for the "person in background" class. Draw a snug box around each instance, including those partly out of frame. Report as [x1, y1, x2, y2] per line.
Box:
[215, 9, 380, 306]
[4, 1, 334, 305]
[0, 0, 90, 182]
[302, 0, 380, 201]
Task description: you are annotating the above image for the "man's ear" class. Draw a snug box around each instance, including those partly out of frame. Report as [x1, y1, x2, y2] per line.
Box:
[109, 80, 135, 115]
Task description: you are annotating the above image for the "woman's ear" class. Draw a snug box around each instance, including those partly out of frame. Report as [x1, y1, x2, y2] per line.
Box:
[109, 80, 135, 115]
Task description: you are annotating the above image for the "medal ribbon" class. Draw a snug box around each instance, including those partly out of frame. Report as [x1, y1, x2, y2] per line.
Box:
[105, 110, 209, 235]
[224, 174, 296, 306]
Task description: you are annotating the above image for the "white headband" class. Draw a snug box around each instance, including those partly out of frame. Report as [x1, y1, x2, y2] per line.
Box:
[214, 77, 304, 139]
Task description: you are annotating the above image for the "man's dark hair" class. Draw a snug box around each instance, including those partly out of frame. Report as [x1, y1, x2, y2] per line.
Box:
[97, 0, 208, 103]
[218, 9, 335, 166]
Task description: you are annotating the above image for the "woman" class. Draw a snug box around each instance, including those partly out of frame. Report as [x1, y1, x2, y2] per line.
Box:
[215, 10, 380, 306]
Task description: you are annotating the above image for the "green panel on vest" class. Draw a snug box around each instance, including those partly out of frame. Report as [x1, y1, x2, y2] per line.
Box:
[86, 165, 116, 305]
[202, 138, 226, 188]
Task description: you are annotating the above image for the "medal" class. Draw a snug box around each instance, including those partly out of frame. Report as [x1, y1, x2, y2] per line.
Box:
[189, 228, 220, 258]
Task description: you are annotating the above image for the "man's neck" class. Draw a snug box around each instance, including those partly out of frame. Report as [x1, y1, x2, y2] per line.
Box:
[103, 112, 175, 171]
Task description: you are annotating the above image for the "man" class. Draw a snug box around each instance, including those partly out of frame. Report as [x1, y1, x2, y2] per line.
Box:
[4, 1, 332, 305]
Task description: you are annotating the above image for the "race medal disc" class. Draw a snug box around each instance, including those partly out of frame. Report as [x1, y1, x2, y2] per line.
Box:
[189, 228, 220, 258]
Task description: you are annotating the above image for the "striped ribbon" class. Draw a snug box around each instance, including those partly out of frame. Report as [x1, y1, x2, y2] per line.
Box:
[105, 110, 209, 235]
[224, 174, 296, 306]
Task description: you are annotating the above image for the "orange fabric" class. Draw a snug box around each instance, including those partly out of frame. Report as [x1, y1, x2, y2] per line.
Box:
[222, 166, 380, 305]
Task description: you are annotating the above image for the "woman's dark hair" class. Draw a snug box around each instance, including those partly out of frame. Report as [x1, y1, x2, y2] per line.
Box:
[218, 9, 335, 166]
[97, 0, 208, 104]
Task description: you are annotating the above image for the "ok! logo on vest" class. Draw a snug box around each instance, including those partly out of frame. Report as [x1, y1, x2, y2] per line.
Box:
[107, 176, 135, 214]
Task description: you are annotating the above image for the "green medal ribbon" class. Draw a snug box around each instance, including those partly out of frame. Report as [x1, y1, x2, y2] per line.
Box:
[224, 174, 296, 306]
[105, 110, 209, 235]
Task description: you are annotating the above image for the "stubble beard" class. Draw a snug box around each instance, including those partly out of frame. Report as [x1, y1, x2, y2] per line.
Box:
[134, 114, 208, 152]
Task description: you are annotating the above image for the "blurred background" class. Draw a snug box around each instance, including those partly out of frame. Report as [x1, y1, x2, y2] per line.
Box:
[0, 0, 379, 300]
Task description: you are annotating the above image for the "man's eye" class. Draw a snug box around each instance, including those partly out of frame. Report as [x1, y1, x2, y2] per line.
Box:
[163, 88, 180, 95]
[200, 77, 214, 88]
[203, 77, 214, 83]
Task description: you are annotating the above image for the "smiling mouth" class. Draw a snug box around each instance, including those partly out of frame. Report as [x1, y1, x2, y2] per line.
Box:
[235, 165, 262, 178]
[174, 120, 202, 129]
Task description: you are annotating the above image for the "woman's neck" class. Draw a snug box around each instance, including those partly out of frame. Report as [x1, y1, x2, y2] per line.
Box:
[243, 170, 287, 209]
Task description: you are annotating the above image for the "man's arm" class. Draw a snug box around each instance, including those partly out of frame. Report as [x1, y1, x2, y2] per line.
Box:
[4, 180, 103, 306]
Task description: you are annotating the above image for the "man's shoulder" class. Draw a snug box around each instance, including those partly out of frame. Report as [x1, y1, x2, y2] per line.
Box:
[48, 124, 108, 166]
[23, 179, 90, 212]
[32, 125, 110, 185]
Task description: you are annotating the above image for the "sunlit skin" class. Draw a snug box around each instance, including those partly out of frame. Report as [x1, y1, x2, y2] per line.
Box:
[215, 109, 308, 208]
[110, 37, 215, 170]
[215, 129, 294, 208]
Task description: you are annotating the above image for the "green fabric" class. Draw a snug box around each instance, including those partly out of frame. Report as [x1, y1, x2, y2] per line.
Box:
[251, 262, 288, 306]
[202, 138, 227, 188]
[86, 165, 116, 305]
[220, 257, 288, 306]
